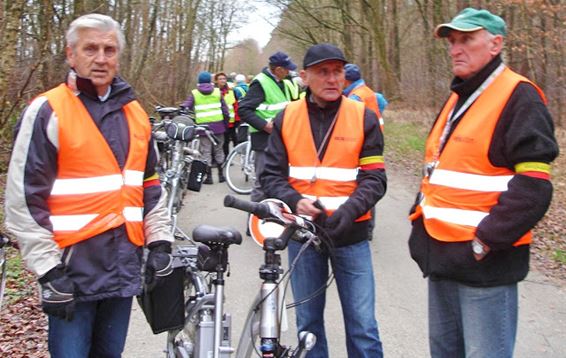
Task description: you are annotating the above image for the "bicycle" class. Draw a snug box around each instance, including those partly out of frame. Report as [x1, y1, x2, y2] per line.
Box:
[164, 195, 320, 358]
[0, 235, 11, 310]
[224, 124, 255, 195]
[151, 106, 217, 238]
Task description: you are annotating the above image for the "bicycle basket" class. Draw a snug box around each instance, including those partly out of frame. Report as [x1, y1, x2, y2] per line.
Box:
[166, 115, 196, 141]
[187, 159, 207, 192]
[137, 266, 185, 334]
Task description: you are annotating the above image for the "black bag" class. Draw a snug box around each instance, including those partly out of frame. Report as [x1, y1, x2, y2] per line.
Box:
[166, 115, 196, 141]
[137, 266, 185, 334]
[187, 159, 207, 192]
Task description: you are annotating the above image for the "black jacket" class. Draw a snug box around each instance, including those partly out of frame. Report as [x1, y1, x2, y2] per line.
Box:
[260, 92, 387, 247]
[409, 55, 559, 287]
[237, 67, 288, 151]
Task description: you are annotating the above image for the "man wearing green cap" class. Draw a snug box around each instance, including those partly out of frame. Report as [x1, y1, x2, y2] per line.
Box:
[408, 8, 558, 358]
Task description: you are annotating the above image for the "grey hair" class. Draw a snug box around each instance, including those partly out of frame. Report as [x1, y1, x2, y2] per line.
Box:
[66, 13, 125, 52]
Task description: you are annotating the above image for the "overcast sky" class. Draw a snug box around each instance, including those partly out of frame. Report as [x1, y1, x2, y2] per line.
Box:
[228, 2, 281, 49]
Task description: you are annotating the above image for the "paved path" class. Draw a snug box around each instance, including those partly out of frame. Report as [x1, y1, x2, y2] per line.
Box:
[124, 169, 566, 357]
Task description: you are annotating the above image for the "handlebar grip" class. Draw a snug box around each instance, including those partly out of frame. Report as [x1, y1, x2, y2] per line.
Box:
[224, 195, 271, 219]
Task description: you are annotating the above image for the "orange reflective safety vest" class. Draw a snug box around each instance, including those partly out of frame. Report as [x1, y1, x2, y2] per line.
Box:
[282, 97, 371, 221]
[43, 84, 151, 248]
[349, 84, 383, 130]
[411, 67, 546, 246]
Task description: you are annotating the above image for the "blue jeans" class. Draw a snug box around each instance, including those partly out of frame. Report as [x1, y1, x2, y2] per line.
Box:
[288, 240, 383, 358]
[48, 297, 133, 358]
[428, 279, 518, 358]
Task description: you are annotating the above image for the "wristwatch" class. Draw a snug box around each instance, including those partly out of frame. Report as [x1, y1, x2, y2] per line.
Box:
[472, 239, 485, 255]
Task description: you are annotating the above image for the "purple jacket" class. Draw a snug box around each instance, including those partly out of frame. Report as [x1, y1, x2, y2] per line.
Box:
[181, 83, 229, 134]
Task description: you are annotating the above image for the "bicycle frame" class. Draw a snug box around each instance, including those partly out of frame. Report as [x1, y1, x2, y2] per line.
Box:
[164, 198, 317, 358]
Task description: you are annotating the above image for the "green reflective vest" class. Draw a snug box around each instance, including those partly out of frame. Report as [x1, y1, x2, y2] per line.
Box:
[223, 89, 237, 123]
[251, 73, 290, 133]
[284, 78, 301, 101]
[192, 88, 224, 125]
[234, 86, 248, 99]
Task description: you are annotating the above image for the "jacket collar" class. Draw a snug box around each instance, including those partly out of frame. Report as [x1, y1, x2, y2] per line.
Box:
[450, 55, 503, 99]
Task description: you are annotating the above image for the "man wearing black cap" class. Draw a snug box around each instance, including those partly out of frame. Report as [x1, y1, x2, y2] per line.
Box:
[237, 51, 298, 202]
[260, 43, 387, 357]
[408, 8, 558, 357]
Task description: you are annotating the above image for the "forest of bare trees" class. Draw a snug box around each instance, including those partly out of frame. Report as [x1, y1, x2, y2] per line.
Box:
[0, 0, 564, 143]
[266, 0, 564, 124]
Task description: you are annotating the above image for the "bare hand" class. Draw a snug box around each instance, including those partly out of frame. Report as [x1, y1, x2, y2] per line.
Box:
[263, 121, 274, 134]
[296, 198, 323, 217]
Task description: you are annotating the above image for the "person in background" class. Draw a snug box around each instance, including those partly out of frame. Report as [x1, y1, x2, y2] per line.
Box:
[408, 8, 558, 357]
[237, 51, 297, 202]
[4, 14, 174, 357]
[233, 73, 249, 100]
[181, 71, 229, 184]
[233, 73, 250, 144]
[215, 72, 238, 163]
[376, 92, 388, 114]
[343, 63, 383, 130]
[260, 43, 387, 358]
[343, 63, 385, 241]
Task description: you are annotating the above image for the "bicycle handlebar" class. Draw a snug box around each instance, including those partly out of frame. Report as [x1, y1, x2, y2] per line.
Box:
[224, 195, 271, 219]
[223, 195, 316, 236]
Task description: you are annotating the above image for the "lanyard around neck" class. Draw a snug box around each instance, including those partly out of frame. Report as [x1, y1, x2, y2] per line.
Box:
[437, 63, 506, 155]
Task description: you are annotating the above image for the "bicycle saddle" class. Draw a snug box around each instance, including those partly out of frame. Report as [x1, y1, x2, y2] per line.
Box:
[192, 225, 242, 246]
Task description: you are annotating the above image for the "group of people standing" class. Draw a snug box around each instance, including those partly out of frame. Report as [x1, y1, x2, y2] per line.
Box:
[3, 6, 559, 358]
[180, 71, 249, 184]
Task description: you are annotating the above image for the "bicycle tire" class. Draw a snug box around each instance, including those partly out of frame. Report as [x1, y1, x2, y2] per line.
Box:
[235, 293, 261, 358]
[225, 141, 255, 195]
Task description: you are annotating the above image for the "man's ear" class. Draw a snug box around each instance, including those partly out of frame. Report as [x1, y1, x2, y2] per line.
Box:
[66, 46, 75, 68]
[300, 69, 308, 87]
[490, 35, 504, 56]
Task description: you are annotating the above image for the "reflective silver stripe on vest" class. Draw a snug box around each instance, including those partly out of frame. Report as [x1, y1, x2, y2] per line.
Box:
[51, 174, 123, 195]
[123, 206, 143, 222]
[124, 170, 144, 186]
[421, 204, 488, 227]
[195, 103, 222, 110]
[195, 110, 223, 118]
[50, 206, 143, 232]
[289, 166, 358, 182]
[50, 214, 98, 231]
[303, 194, 349, 210]
[429, 169, 512, 192]
[51, 171, 144, 195]
[257, 101, 289, 111]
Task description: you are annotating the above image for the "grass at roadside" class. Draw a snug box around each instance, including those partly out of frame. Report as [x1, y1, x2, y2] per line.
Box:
[383, 109, 430, 182]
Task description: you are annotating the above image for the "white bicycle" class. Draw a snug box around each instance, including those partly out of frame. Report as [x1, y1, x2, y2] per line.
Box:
[224, 124, 255, 195]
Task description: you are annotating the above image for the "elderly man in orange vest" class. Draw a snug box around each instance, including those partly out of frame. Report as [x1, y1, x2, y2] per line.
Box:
[5, 14, 174, 356]
[260, 43, 387, 357]
[408, 8, 558, 357]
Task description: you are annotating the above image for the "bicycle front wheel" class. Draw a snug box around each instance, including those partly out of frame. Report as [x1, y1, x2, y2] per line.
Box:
[225, 141, 255, 195]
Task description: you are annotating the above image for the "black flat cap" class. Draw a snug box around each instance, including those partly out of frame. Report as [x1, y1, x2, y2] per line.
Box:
[303, 43, 347, 69]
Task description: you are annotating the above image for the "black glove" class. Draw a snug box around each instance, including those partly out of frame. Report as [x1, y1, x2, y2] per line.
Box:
[145, 241, 173, 291]
[324, 208, 354, 240]
[38, 265, 75, 321]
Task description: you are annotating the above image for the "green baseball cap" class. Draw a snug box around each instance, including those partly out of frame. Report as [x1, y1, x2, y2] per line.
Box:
[434, 8, 507, 38]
